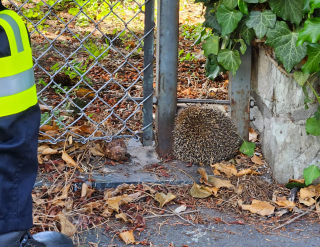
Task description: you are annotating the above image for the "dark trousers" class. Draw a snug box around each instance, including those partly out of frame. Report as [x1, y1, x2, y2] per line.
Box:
[0, 104, 40, 234]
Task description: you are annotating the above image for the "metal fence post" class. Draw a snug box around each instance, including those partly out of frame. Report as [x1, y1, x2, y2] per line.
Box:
[229, 46, 252, 141]
[155, 0, 179, 156]
[143, 0, 155, 146]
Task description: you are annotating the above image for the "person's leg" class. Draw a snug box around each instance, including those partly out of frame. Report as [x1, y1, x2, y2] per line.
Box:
[0, 104, 40, 233]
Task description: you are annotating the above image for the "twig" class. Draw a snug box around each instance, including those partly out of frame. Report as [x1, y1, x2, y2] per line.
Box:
[144, 210, 200, 219]
[271, 203, 318, 231]
[167, 206, 196, 226]
[265, 53, 293, 78]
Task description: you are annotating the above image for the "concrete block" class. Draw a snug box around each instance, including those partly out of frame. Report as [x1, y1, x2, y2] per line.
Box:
[251, 47, 320, 183]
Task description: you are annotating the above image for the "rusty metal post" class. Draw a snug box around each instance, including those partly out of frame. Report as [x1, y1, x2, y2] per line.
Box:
[143, 0, 155, 146]
[155, 0, 179, 156]
[229, 46, 252, 141]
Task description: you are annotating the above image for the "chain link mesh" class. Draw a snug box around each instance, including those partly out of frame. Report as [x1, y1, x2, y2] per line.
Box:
[6, 0, 155, 144]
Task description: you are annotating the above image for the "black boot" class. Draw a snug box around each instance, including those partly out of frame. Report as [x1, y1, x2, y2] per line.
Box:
[0, 231, 74, 247]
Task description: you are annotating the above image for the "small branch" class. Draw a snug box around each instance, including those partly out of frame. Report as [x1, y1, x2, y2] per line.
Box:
[144, 210, 200, 219]
[265, 53, 293, 78]
[168, 206, 196, 226]
[272, 203, 318, 231]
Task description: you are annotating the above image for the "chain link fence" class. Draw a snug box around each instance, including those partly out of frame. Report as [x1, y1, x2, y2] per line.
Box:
[5, 0, 155, 144]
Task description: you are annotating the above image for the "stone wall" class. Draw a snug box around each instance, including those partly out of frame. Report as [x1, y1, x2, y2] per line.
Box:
[250, 47, 320, 184]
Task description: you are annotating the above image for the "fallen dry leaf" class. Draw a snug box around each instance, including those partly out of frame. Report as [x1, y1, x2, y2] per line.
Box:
[106, 196, 124, 212]
[209, 187, 219, 196]
[174, 205, 187, 213]
[32, 194, 46, 205]
[41, 147, 59, 155]
[211, 163, 237, 177]
[213, 169, 222, 176]
[76, 88, 95, 99]
[143, 184, 156, 194]
[299, 198, 316, 206]
[90, 147, 105, 157]
[155, 193, 176, 208]
[104, 190, 113, 200]
[241, 200, 275, 216]
[81, 183, 88, 198]
[207, 176, 235, 190]
[83, 201, 104, 213]
[300, 186, 317, 199]
[236, 168, 261, 177]
[62, 151, 83, 172]
[116, 213, 133, 224]
[198, 168, 234, 189]
[275, 200, 296, 209]
[189, 183, 213, 198]
[101, 208, 113, 217]
[119, 230, 135, 244]
[249, 127, 258, 142]
[57, 212, 76, 236]
[198, 167, 208, 182]
[251, 154, 263, 165]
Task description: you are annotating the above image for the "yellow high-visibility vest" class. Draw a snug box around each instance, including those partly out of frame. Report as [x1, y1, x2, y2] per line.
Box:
[0, 9, 37, 117]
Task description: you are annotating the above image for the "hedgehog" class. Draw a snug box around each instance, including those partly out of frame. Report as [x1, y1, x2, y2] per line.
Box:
[173, 106, 240, 165]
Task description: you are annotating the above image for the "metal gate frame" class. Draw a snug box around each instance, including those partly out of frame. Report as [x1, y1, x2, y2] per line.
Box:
[154, 0, 252, 156]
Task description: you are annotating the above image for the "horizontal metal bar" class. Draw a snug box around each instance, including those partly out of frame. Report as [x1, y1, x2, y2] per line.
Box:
[127, 97, 230, 105]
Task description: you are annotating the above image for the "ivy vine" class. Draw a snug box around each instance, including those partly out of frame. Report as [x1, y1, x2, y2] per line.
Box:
[196, 0, 320, 136]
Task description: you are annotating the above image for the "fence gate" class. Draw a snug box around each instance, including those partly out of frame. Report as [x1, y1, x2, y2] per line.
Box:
[7, 0, 251, 155]
[7, 0, 155, 145]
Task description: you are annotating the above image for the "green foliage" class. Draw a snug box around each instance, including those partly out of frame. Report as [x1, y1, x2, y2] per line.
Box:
[239, 141, 256, 156]
[285, 181, 306, 189]
[293, 71, 309, 86]
[246, 10, 276, 39]
[197, 0, 320, 137]
[217, 49, 241, 75]
[216, 5, 243, 36]
[303, 165, 320, 185]
[302, 44, 320, 74]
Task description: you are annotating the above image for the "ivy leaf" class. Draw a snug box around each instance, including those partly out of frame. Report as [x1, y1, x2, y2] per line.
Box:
[306, 117, 320, 136]
[222, 0, 238, 9]
[303, 0, 311, 14]
[310, 0, 320, 12]
[297, 18, 320, 47]
[293, 71, 310, 86]
[303, 165, 320, 186]
[246, 10, 277, 39]
[202, 35, 220, 57]
[243, 0, 267, 2]
[266, 21, 307, 73]
[239, 39, 247, 54]
[203, 12, 222, 35]
[302, 43, 320, 74]
[216, 5, 243, 37]
[235, 39, 247, 54]
[217, 49, 241, 76]
[205, 55, 224, 81]
[269, 0, 304, 25]
[194, 27, 206, 45]
[238, 0, 249, 15]
[239, 18, 255, 44]
[239, 141, 256, 156]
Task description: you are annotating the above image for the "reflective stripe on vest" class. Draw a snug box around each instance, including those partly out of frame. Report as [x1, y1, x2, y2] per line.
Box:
[0, 10, 37, 117]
